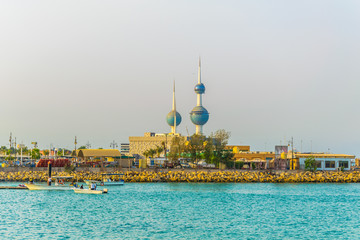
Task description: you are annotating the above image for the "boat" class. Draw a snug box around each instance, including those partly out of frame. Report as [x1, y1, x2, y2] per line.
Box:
[73, 188, 108, 194]
[84, 173, 124, 186]
[25, 176, 74, 190]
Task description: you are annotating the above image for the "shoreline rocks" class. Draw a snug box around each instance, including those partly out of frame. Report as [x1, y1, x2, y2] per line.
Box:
[1, 170, 360, 183]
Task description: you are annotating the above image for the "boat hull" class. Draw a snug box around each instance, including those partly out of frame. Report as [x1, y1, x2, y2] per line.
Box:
[84, 180, 124, 186]
[25, 184, 72, 191]
[73, 188, 108, 194]
[102, 181, 124, 186]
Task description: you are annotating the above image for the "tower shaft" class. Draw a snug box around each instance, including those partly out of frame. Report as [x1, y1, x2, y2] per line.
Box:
[195, 125, 202, 135]
[173, 81, 176, 134]
[197, 59, 202, 106]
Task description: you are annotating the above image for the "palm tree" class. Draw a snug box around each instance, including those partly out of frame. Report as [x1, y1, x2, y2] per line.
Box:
[143, 150, 150, 160]
[43, 150, 50, 157]
[156, 146, 163, 158]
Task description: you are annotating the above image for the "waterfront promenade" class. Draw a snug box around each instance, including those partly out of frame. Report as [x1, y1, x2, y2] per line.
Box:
[2, 168, 360, 183]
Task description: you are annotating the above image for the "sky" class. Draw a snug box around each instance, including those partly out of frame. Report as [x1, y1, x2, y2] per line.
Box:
[1, 0, 360, 155]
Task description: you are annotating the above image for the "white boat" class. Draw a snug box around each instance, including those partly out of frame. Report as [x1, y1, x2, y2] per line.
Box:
[84, 173, 124, 186]
[73, 188, 108, 194]
[25, 176, 74, 191]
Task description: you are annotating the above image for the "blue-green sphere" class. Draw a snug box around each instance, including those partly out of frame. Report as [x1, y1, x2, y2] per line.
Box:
[166, 111, 182, 126]
[194, 83, 205, 94]
[190, 106, 209, 125]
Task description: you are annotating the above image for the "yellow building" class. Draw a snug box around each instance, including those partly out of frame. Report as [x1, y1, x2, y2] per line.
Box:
[72, 149, 131, 168]
[129, 132, 186, 157]
[225, 145, 250, 152]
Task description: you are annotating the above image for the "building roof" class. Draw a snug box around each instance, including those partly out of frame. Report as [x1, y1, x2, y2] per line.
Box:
[295, 153, 355, 159]
[76, 149, 121, 158]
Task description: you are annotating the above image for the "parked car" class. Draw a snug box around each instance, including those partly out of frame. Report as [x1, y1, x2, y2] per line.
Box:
[180, 162, 191, 168]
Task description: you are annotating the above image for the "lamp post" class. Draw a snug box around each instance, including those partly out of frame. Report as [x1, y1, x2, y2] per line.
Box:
[110, 140, 118, 149]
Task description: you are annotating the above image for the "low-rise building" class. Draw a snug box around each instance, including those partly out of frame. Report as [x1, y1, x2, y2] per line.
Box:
[129, 132, 186, 157]
[72, 149, 132, 168]
[120, 143, 130, 156]
[225, 145, 251, 152]
[296, 153, 354, 171]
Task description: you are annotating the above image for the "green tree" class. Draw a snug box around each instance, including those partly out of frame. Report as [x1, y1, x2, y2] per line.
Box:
[210, 129, 231, 151]
[305, 156, 317, 172]
[143, 150, 150, 160]
[5, 149, 14, 160]
[31, 148, 41, 160]
[57, 149, 63, 156]
[168, 136, 186, 164]
[203, 140, 214, 164]
[17, 147, 29, 155]
[184, 134, 206, 164]
[43, 150, 49, 157]
[209, 129, 233, 168]
[156, 146, 163, 158]
[78, 146, 87, 150]
[149, 149, 156, 159]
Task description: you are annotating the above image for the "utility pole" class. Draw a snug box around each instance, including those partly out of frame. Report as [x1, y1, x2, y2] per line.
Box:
[14, 137, 17, 162]
[291, 137, 294, 170]
[74, 136, 77, 163]
[9, 133, 12, 161]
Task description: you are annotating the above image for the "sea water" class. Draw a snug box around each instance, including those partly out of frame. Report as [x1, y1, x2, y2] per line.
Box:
[1, 182, 360, 239]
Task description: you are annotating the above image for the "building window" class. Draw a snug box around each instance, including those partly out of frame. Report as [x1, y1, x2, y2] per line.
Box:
[316, 161, 322, 168]
[325, 161, 335, 168]
[339, 161, 349, 169]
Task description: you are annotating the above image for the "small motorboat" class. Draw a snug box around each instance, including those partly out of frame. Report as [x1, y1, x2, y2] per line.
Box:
[73, 188, 108, 194]
[25, 176, 74, 191]
[84, 173, 125, 186]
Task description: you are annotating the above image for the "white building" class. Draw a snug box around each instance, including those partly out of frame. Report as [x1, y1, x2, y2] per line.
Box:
[297, 153, 355, 171]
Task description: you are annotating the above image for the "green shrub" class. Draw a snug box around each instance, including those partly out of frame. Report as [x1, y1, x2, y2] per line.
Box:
[305, 156, 317, 172]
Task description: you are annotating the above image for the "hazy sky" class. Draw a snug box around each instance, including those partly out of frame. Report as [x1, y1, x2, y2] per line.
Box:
[1, 1, 360, 154]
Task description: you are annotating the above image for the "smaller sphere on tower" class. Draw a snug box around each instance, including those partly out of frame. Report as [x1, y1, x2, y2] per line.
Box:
[194, 83, 205, 94]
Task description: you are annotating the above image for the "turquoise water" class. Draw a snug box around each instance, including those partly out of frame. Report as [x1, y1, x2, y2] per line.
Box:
[1, 183, 360, 239]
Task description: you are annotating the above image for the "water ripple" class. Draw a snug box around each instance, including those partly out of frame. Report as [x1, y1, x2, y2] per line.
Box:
[1, 182, 360, 239]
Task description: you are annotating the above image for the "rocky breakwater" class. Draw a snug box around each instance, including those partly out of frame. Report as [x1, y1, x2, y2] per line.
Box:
[2, 170, 360, 183]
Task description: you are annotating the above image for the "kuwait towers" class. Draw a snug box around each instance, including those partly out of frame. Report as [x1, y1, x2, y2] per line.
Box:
[166, 81, 182, 134]
[190, 58, 209, 135]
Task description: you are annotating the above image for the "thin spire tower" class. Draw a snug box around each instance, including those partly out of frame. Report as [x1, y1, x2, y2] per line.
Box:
[172, 81, 177, 134]
[190, 57, 209, 135]
[166, 81, 182, 134]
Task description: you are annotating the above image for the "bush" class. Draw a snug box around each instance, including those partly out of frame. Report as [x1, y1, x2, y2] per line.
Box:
[251, 162, 256, 170]
[305, 156, 317, 172]
[235, 161, 244, 169]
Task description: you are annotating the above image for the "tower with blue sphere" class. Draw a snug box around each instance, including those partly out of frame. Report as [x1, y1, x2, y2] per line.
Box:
[166, 81, 182, 134]
[190, 59, 209, 135]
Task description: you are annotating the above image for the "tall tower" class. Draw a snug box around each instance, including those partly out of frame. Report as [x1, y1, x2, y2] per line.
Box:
[166, 81, 182, 134]
[190, 58, 209, 135]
